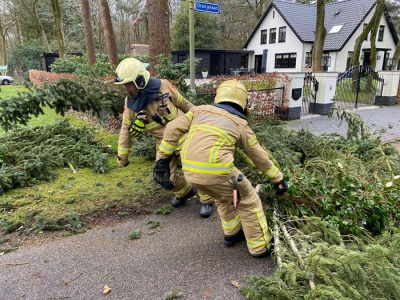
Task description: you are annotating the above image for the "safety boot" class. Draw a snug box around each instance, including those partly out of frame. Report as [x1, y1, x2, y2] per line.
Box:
[224, 229, 245, 247]
[199, 203, 213, 218]
[250, 244, 274, 258]
[171, 187, 197, 208]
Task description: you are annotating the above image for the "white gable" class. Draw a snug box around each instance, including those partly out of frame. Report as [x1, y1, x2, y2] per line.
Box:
[244, 1, 398, 73]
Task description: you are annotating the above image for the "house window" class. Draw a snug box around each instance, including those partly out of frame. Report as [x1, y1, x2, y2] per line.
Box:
[273, 11, 275, 18]
[363, 23, 369, 40]
[269, 28, 276, 43]
[378, 25, 384, 41]
[178, 54, 187, 63]
[278, 27, 286, 42]
[261, 30, 268, 44]
[346, 51, 353, 70]
[275, 53, 296, 68]
[305, 52, 312, 67]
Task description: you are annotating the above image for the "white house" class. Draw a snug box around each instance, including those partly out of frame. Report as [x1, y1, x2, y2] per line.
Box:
[243, 0, 399, 73]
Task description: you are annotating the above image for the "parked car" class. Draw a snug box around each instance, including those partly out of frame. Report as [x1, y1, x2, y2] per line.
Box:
[0, 71, 14, 85]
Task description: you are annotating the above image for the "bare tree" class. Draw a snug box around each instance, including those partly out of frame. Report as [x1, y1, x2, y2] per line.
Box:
[312, 0, 326, 72]
[243, 0, 272, 20]
[81, 0, 96, 65]
[50, 0, 65, 58]
[0, 0, 15, 64]
[18, 0, 51, 52]
[97, 0, 119, 66]
[148, 0, 170, 76]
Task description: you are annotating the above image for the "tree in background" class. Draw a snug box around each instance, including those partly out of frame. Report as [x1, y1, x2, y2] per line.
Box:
[81, 0, 96, 65]
[243, 0, 271, 20]
[148, 0, 170, 76]
[17, 0, 52, 53]
[97, 0, 119, 66]
[312, 0, 326, 72]
[215, 0, 260, 49]
[171, 0, 218, 50]
[0, 0, 16, 65]
[51, 0, 66, 58]
[351, 0, 385, 68]
[115, 0, 149, 52]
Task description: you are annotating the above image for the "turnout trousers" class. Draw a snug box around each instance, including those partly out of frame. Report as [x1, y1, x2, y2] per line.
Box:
[190, 167, 272, 256]
[169, 156, 213, 203]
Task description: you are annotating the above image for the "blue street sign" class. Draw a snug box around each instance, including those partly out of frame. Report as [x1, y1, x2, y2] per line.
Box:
[195, 1, 220, 14]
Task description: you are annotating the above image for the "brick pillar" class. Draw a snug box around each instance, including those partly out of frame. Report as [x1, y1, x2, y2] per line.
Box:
[374, 71, 400, 106]
[312, 72, 339, 115]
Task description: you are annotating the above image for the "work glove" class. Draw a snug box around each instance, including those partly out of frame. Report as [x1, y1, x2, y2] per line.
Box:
[117, 155, 130, 167]
[128, 111, 146, 138]
[275, 179, 288, 195]
[153, 157, 172, 185]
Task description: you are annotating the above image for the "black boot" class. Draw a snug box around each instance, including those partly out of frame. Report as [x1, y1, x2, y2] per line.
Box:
[224, 229, 245, 247]
[171, 187, 197, 208]
[200, 203, 213, 218]
[250, 244, 274, 258]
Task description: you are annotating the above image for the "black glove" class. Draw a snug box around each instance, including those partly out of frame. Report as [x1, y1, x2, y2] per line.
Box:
[153, 157, 172, 185]
[275, 179, 288, 195]
[117, 155, 130, 167]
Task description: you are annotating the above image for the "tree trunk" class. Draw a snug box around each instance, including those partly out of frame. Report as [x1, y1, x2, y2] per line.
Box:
[352, 0, 385, 67]
[0, 22, 7, 65]
[351, 0, 384, 91]
[26, 0, 52, 52]
[97, 0, 119, 66]
[392, 40, 400, 71]
[366, 1, 383, 92]
[50, 0, 65, 58]
[0, 18, 15, 65]
[312, 0, 326, 72]
[81, 0, 96, 65]
[148, 0, 171, 76]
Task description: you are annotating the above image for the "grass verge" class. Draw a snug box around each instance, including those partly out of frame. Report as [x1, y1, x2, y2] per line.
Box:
[0, 86, 171, 250]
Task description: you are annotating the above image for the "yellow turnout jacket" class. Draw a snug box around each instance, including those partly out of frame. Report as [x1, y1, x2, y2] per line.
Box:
[159, 105, 283, 185]
[118, 79, 193, 163]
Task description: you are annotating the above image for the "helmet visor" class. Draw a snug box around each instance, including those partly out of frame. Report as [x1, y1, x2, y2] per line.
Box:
[115, 73, 125, 84]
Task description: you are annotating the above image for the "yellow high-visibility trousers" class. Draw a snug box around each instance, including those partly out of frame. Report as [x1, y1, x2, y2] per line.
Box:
[190, 167, 272, 256]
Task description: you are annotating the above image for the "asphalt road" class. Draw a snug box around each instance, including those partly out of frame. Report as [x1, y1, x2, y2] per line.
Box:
[1, 200, 275, 300]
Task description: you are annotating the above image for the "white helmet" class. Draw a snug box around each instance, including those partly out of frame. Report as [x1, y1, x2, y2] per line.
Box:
[115, 58, 150, 89]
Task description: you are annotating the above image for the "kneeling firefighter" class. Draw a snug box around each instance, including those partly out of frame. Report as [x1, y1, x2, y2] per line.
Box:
[154, 79, 288, 257]
[115, 58, 214, 217]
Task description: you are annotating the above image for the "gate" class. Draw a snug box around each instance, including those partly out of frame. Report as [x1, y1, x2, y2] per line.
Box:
[301, 73, 319, 117]
[247, 87, 285, 120]
[334, 65, 384, 110]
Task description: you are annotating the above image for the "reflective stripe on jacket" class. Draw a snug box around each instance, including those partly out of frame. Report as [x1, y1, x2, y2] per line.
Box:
[159, 105, 283, 185]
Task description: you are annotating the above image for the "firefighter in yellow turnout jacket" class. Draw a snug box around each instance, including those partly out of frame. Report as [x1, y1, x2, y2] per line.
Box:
[155, 79, 288, 257]
[115, 58, 213, 217]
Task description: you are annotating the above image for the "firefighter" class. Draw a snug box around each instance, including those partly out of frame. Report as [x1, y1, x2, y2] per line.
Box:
[154, 79, 288, 257]
[115, 58, 214, 218]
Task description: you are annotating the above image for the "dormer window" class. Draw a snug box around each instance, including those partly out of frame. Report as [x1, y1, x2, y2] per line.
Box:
[329, 25, 343, 33]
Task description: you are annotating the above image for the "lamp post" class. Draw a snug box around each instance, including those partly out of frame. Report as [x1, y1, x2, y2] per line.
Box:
[386, 58, 396, 70]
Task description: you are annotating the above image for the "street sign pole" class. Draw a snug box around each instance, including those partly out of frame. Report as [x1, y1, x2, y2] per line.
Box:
[189, 0, 196, 95]
[189, 1, 220, 95]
